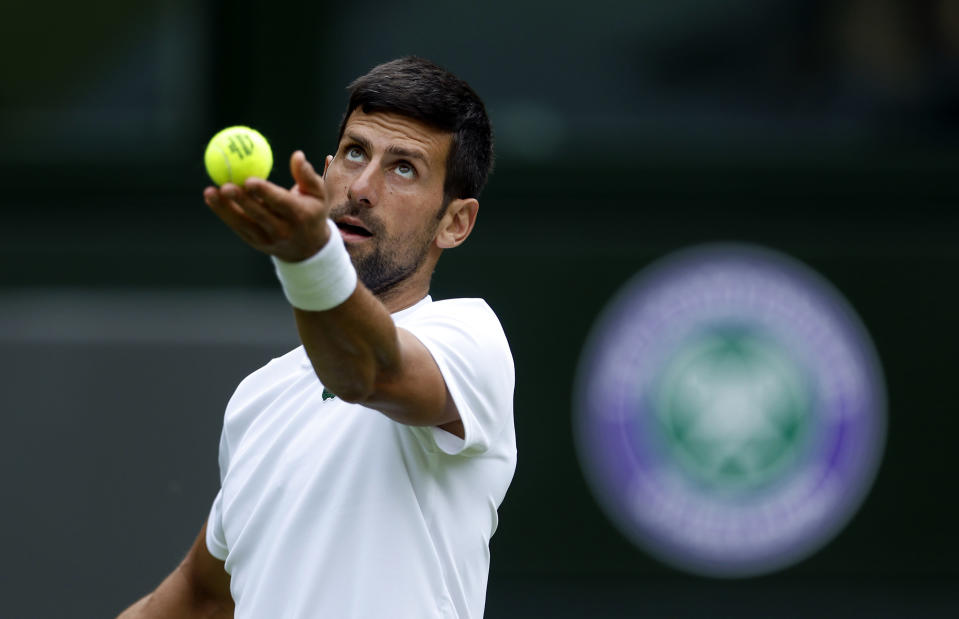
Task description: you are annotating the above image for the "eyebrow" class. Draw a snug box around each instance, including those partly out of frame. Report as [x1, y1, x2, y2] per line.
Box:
[344, 132, 429, 166]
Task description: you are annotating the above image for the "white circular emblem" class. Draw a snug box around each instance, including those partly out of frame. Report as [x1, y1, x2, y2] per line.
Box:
[574, 244, 886, 577]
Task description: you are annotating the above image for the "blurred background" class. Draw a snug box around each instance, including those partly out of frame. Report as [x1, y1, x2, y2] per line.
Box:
[2, 0, 958, 616]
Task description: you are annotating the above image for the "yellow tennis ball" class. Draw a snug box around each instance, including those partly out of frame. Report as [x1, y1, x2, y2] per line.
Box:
[204, 125, 273, 186]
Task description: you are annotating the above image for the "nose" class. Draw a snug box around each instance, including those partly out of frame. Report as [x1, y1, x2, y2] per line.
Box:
[347, 162, 378, 206]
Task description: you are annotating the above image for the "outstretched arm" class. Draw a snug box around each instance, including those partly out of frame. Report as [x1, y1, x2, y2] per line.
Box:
[117, 522, 233, 619]
[291, 279, 459, 432]
[204, 151, 464, 435]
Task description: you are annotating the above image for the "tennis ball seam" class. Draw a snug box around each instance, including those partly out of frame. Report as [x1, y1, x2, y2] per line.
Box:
[210, 142, 234, 184]
[205, 126, 272, 186]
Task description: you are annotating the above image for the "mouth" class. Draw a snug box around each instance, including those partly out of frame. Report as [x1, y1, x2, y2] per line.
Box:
[334, 216, 373, 243]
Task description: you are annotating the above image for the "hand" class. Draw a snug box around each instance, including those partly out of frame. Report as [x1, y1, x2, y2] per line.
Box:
[203, 150, 331, 263]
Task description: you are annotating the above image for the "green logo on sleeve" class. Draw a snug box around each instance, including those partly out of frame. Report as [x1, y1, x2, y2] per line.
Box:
[322, 388, 337, 401]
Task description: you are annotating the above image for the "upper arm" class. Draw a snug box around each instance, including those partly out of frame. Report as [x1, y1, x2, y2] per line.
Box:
[293, 288, 511, 443]
[117, 522, 233, 618]
[373, 300, 515, 453]
[361, 327, 461, 432]
[293, 286, 459, 431]
[181, 521, 234, 612]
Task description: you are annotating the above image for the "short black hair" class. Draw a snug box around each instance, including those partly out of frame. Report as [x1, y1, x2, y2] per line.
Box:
[338, 56, 494, 202]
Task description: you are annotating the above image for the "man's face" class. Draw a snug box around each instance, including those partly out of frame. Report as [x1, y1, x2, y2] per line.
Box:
[324, 109, 451, 296]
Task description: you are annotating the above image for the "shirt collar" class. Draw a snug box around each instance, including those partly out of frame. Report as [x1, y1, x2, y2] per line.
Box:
[391, 295, 432, 322]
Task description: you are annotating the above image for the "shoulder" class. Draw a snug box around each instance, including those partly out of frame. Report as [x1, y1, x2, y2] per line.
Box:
[403, 298, 515, 456]
[239, 345, 305, 382]
[227, 346, 309, 408]
[399, 297, 513, 385]
[400, 298, 507, 340]
[428, 297, 499, 318]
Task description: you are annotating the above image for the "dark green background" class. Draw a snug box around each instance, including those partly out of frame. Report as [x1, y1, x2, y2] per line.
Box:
[2, 1, 957, 616]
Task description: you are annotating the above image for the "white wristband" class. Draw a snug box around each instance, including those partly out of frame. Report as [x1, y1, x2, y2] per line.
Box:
[271, 219, 358, 311]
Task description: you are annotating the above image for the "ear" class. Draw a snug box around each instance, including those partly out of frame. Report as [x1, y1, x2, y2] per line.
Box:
[323, 154, 334, 178]
[435, 198, 479, 249]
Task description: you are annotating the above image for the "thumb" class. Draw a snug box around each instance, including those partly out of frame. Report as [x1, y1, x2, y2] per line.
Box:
[290, 150, 325, 198]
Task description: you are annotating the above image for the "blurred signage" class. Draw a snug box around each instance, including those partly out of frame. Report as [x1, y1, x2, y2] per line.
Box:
[574, 244, 886, 577]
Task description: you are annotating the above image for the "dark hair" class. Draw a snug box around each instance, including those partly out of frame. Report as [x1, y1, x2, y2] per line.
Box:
[337, 56, 494, 202]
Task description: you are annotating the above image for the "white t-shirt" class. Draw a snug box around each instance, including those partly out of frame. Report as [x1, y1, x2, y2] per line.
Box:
[206, 296, 516, 619]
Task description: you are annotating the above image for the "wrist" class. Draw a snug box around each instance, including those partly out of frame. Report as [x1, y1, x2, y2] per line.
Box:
[271, 219, 358, 311]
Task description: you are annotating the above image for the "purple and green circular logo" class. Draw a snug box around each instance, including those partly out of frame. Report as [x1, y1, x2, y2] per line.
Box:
[574, 244, 886, 578]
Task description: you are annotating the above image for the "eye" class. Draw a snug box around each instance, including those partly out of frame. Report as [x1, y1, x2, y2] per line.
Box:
[344, 146, 365, 162]
[394, 162, 415, 179]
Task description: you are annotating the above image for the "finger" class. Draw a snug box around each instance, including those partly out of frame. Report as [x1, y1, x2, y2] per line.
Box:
[223, 183, 284, 237]
[204, 186, 271, 246]
[290, 151, 325, 198]
[244, 177, 303, 220]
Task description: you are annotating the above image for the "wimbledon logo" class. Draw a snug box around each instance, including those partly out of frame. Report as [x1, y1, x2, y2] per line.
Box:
[573, 244, 886, 578]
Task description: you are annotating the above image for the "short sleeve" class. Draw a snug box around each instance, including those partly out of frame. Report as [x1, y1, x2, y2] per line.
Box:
[206, 417, 232, 561]
[206, 489, 229, 561]
[400, 298, 514, 456]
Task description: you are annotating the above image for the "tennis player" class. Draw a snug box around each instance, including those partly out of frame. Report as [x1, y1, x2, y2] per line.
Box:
[118, 56, 515, 619]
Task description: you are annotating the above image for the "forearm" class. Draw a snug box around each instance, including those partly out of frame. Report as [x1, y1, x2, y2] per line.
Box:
[118, 522, 234, 619]
[293, 280, 457, 429]
[119, 568, 234, 618]
[117, 564, 233, 619]
[293, 282, 401, 402]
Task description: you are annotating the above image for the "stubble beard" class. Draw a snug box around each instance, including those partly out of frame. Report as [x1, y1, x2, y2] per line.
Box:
[330, 202, 440, 298]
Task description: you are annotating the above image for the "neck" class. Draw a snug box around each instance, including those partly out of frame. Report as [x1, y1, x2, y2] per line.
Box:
[377, 283, 429, 313]
[374, 263, 434, 312]
[375, 248, 442, 313]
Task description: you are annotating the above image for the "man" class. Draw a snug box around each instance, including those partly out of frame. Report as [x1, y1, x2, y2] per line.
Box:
[118, 57, 515, 618]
